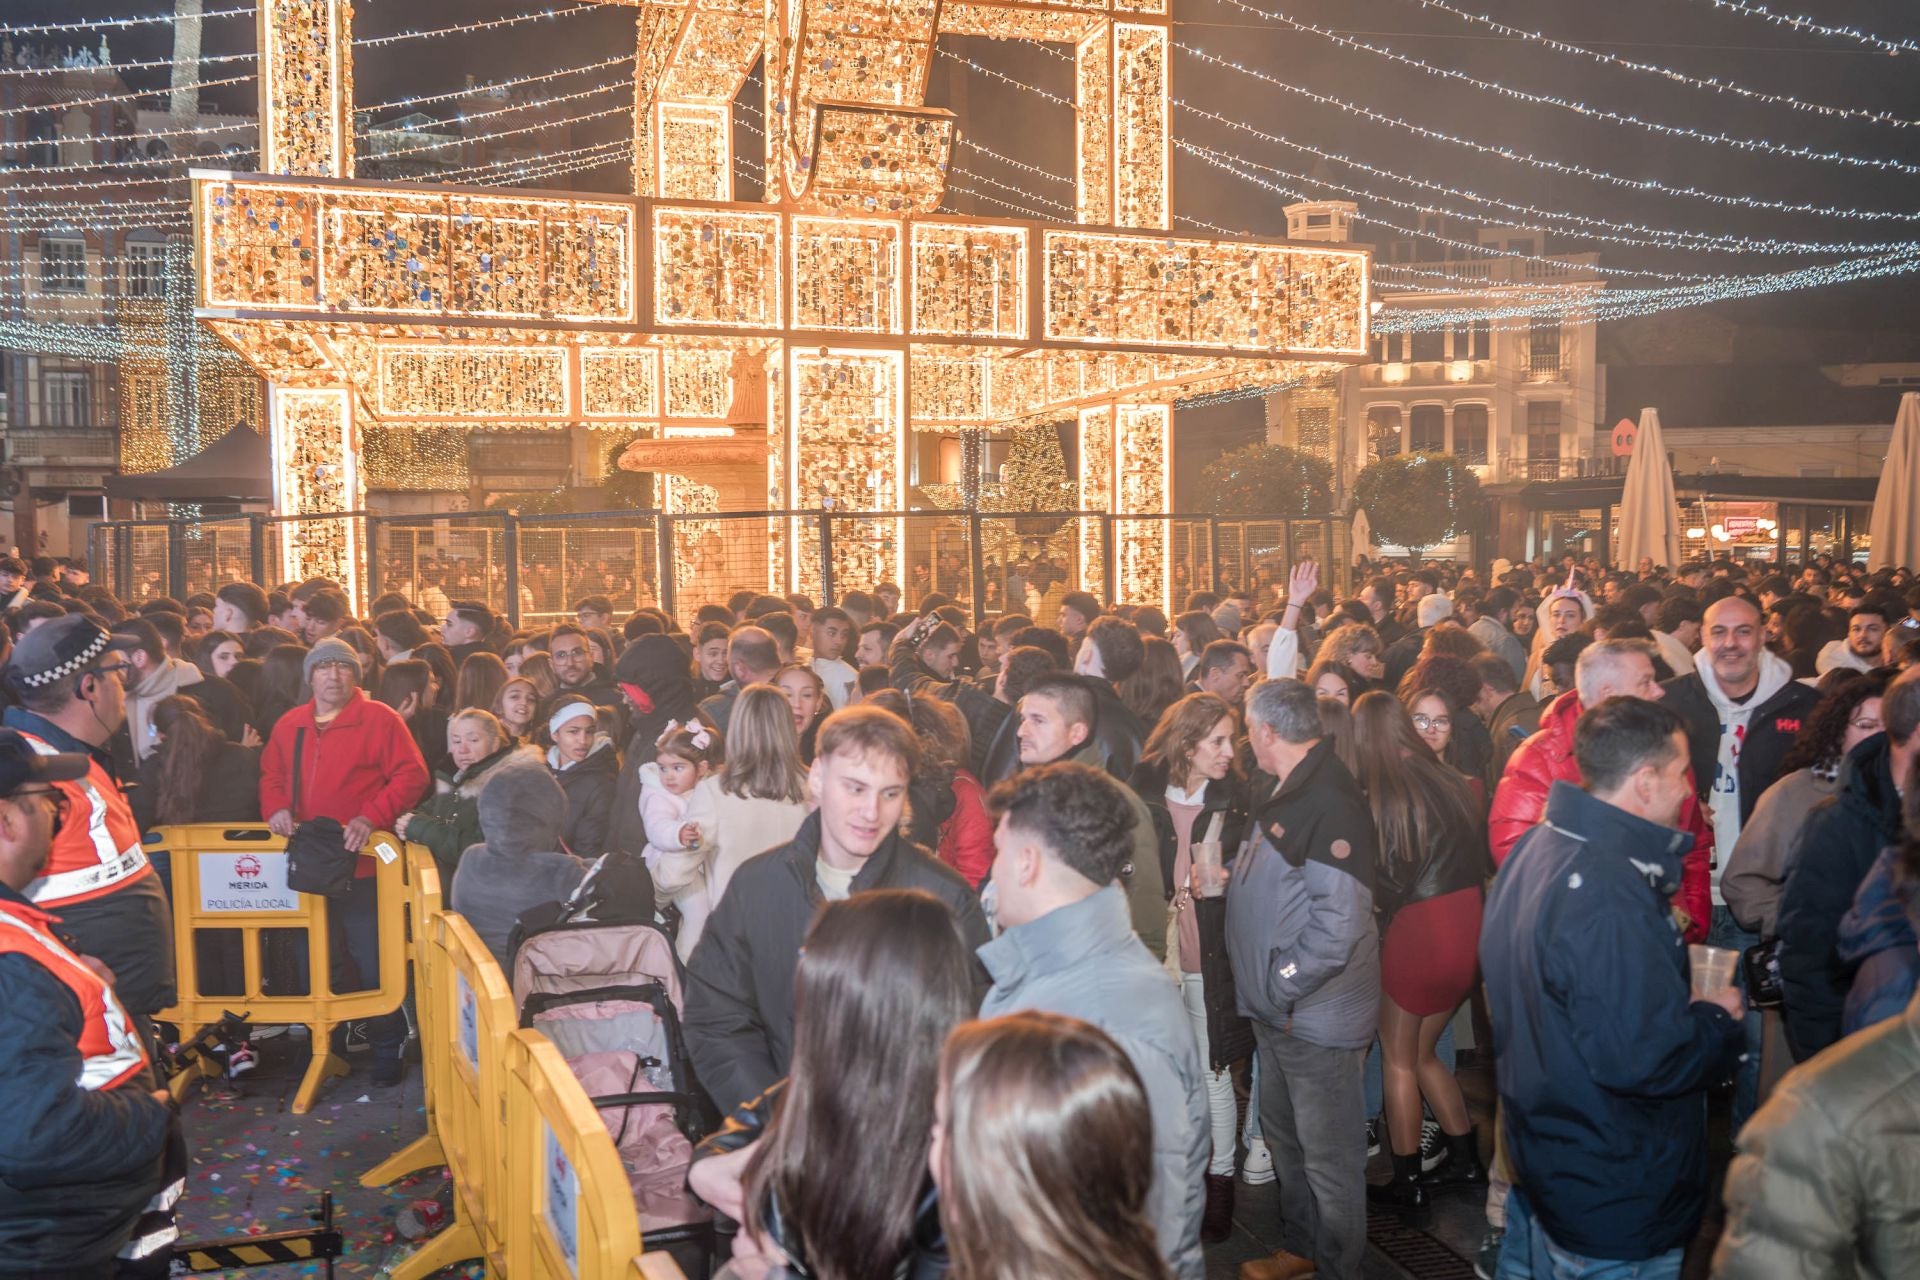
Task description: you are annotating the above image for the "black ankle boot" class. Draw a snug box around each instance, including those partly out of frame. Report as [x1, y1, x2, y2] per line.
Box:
[1367, 1152, 1431, 1226]
[1420, 1127, 1489, 1189]
[1201, 1172, 1235, 1243]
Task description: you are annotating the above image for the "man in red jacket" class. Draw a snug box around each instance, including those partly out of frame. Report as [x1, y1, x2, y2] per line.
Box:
[260, 637, 428, 1084]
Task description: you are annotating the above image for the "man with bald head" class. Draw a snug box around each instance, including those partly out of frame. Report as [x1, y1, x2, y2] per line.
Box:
[1661, 593, 1817, 1127]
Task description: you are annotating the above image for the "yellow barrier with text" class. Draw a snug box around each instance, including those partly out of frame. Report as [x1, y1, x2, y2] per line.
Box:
[504, 1028, 644, 1280]
[362, 845, 446, 1187]
[389, 910, 517, 1280]
[151, 824, 407, 1114]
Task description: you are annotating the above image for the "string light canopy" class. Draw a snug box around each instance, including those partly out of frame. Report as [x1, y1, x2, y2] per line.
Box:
[195, 0, 1370, 610]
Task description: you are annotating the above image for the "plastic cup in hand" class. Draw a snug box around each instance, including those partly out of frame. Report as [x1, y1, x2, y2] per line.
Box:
[1688, 944, 1740, 1000]
[1192, 841, 1226, 898]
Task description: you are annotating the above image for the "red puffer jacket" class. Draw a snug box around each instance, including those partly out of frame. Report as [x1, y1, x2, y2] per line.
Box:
[1489, 690, 1711, 943]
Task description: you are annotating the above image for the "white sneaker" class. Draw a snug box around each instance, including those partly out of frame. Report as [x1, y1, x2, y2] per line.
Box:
[1241, 1137, 1275, 1186]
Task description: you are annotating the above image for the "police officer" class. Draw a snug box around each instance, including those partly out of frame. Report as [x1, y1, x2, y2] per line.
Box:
[3, 614, 175, 1022]
[0, 728, 183, 1275]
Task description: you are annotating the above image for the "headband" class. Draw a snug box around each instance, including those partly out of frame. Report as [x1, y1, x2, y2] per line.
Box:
[548, 701, 597, 739]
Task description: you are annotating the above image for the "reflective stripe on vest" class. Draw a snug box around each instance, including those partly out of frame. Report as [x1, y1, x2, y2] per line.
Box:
[0, 903, 148, 1090]
[17, 733, 149, 906]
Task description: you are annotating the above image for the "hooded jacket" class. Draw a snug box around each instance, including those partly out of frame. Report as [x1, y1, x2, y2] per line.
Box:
[682, 811, 989, 1114]
[400, 743, 527, 878]
[1834, 842, 1918, 1040]
[1714, 990, 1920, 1280]
[1488, 690, 1712, 943]
[1777, 734, 1905, 1061]
[449, 755, 589, 967]
[979, 886, 1209, 1280]
[1481, 782, 1743, 1261]
[1663, 649, 1819, 860]
[609, 635, 703, 859]
[1224, 737, 1381, 1050]
[548, 734, 620, 860]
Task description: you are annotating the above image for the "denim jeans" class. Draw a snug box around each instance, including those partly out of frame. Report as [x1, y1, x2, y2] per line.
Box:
[1252, 1022, 1367, 1280]
[1707, 905, 1761, 1133]
[1363, 1021, 1456, 1119]
[1496, 1190, 1682, 1280]
[331, 875, 407, 1061]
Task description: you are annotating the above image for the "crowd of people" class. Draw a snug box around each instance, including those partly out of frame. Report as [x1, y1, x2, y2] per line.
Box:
[2, 543, 1918, 1279]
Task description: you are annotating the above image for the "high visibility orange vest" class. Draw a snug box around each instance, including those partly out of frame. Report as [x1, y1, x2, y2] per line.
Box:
[0, 897, 149, 1091]
[17, 733, 151, 907]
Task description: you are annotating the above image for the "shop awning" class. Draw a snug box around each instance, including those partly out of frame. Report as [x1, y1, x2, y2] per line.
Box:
[104, 424, 271, 503]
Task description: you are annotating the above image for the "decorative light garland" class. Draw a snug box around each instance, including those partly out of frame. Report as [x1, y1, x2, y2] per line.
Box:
[1208, 0, 1920, 174]
[1408, 0, 1917, 128]
[1176, 43, 1920, 219]
[5, 4, 254, 36]
[1695, 0, 1920, 57]
[1174, 104, 1920, 257]
[356, 53, 634, 117]
[0, 73, 256, 117]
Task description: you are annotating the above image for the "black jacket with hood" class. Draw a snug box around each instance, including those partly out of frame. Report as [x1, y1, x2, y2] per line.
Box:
[1777, 733, 1906, 1061]
[608, 635, 703, 858]
[682, 811, 989, 1114]
[549, 733, 620, 861]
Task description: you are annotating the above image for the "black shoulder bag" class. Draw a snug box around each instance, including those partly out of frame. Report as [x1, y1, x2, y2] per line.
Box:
[283, 727, 357, 898]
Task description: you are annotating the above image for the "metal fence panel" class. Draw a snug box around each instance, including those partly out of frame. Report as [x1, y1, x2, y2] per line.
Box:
[125, 524, 172, 603]
[514, 515, 660, 628]
[373, 514, 512, 621]
[661, 511, 778, 630]
[178, 517, 257, 599]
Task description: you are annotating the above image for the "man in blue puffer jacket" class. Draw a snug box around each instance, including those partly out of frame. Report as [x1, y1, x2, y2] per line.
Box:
[1836, 842, 1919, 1037]
[1482, 697, 1745, 1280]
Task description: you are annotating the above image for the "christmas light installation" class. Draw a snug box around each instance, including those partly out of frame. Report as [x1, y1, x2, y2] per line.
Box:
[192, 0, 1372, 613]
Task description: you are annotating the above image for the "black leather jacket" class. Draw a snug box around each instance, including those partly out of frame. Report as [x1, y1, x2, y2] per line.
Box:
[693, 1084, 949, 1280]
[1373, 778, 1490, 920]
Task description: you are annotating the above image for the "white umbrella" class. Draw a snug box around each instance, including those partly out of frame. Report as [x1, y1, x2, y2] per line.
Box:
[1615, 406, 1681, 571]
[1868, 391, 1920, 571]
[1351, 507, 1376, 561]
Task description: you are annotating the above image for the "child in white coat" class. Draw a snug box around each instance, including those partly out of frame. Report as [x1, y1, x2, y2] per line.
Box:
[639, 720, 721, 958]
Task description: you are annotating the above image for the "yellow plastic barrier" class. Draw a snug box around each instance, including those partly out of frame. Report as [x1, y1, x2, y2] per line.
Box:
[631, 1255, 691, 1280]
[390, 911, 516, 1280]
[151, 823, 408, 1114]
[503, 1028, 643, 1280]
[362, 844, 446, 1187]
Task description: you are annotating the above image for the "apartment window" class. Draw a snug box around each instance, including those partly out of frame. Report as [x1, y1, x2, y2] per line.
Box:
[42, 370, 92, 427]
[1467, 319, 1490, 361]
[125, 242, 168, 298]
[1526, 401, 1562, 457]
[1409, 405, 1446, 453]
[1306, 213, 1330, 228]
[25, 117, 58, 168]
[39, 239, 86, 295]
[1411, 328, 1445, 363]
[1529, 319, 1563, 377]
[1453, 404, 1488, 465]
[1375, 332, 1406, 363]
[1367, 406, 1402, 458]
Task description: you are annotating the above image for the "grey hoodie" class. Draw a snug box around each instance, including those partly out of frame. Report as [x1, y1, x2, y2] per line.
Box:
[450, 755, 589, 966]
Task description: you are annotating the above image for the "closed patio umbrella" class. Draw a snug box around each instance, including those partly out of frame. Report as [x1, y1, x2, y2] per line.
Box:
[1615, 407, 1681, 571]
[1868, 392, 1920, 571]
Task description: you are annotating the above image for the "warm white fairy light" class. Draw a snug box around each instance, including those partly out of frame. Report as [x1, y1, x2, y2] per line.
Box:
[1408, 0, 1917, 128]
[1695, 0, 1920, 57]
[1210, 0, 1920, 175]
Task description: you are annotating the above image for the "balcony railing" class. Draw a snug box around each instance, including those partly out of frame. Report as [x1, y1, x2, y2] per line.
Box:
[6, 428, 117, 466]
[1487, 453, 1624, 483]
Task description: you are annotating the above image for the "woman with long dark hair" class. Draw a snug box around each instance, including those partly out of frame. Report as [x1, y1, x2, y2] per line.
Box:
[132, 694, 262, 830]
[1130, 691, 1249, 1242]
[933, 1011, 1171, 1280]
[254, 642, 311, 742]
[1119, 636, 1186, 730]
[688, 889, 976, 1280]
[453, 651, 509, 714]
[377, 658, 448, 774]
[1350, 690, 1488, 1221]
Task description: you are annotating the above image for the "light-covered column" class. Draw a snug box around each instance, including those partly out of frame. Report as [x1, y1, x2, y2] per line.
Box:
[257, 0, 354, 178]
[268, 385, 363, 599]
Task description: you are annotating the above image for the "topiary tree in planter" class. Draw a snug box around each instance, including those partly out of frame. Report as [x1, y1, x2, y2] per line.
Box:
[1352, 452, 1482, 562]
[1195, 442, 1334, 516]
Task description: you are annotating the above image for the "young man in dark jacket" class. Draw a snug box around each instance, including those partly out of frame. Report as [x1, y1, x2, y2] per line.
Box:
[1777, 666, 1920, 1061]
[1482, 697, 1745, 1279]
[683, 705, 988, 1114]
[1228, 678, 1380, 1280]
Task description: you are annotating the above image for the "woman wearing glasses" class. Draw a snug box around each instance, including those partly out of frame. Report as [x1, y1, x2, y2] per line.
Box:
[1350, 689, 1490, 1223]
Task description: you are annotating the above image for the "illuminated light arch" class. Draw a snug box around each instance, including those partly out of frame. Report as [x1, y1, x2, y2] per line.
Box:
[199, 0, 1371, 609]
